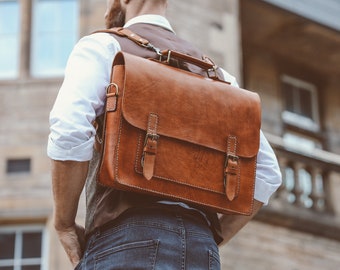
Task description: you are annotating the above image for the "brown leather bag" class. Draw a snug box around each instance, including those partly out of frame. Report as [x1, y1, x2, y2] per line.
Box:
[96, 29, 261, 215]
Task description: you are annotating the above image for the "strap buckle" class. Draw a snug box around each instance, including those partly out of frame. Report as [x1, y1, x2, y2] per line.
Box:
[143, 133, 160, 147]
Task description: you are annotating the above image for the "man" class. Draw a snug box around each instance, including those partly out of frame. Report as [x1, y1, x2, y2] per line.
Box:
[48, 0, 282, 269]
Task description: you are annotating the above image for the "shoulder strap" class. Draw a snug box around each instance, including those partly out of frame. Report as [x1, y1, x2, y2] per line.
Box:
[94, 27, 226, 82]
[96, 27, 148, 45]
[94, 27, 162, 55]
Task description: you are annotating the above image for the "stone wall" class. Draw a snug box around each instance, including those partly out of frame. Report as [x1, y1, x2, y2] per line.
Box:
[220, 220, 340, 270]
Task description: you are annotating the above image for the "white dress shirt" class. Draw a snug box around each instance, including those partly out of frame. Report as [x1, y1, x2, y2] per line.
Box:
[48, 15, 281, 204]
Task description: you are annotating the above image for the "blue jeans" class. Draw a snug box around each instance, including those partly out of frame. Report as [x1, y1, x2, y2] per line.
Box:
[76, 204, 221, 270]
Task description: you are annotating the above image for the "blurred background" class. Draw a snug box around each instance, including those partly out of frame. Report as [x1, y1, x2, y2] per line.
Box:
[0, 0, 340, 269]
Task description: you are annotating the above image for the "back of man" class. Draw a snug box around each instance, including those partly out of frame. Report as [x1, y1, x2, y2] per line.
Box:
[48, 0, 282, 269]
[82, 13, 225, 270]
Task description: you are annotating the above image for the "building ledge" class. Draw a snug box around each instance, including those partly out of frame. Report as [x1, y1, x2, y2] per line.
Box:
[256, 202, 340, 242]
[265, 133, 340, 172]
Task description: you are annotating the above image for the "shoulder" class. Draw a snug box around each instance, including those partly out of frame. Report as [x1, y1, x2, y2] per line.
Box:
[71, 32, 121, 59]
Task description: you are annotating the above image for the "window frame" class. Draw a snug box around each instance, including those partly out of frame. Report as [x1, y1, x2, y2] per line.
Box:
[0, 225, 49, 270]
[281, 74, 320, 132]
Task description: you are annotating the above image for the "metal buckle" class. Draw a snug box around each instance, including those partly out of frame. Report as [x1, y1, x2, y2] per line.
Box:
[142, 43, 162, 56]
[224, 154, 239, 187]
[226, 154, 239, 163]
[106, 83, 119, 96]
[207, 67, 218, 79]
[141, 133, 160, 167]
[224, 154, 239, 169]
[143, 133, 160, 145]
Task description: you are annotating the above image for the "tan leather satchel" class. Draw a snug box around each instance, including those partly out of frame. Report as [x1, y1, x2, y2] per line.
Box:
[96, 29, 261, 215]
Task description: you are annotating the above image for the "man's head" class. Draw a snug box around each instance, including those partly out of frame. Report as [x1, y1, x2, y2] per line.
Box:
[105, 0, 168, 29]
[105, 0, 125, 29]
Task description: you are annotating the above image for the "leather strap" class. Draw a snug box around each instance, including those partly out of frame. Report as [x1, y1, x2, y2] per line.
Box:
[95, 27, 225, 81]
[142, 113, 159, 180]
[224, 136, 240, 201]
[108, 27, 150, 47]
[95, 27, 162, 54]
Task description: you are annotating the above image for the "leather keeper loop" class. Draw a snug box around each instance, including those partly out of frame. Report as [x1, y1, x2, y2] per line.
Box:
[142, 113, 159, 180]
[224, 136, 240, 201]
[106, 83, 119, 112]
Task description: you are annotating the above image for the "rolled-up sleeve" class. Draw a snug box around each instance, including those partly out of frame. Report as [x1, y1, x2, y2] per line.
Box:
[254, 131, 282, 204]
[47, 33, 120, 161]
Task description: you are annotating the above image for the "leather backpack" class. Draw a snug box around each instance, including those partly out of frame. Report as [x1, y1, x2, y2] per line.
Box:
[95, 28, 261, 215]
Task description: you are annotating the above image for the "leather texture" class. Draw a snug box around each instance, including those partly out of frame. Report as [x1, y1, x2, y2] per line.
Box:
[97, 51, 261, 215]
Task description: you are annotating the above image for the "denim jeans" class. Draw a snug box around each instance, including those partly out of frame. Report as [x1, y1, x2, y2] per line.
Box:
[76, 204, 220, 270]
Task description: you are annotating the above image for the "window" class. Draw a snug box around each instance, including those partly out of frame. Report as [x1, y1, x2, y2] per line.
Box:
[31, 0, 79, 77]
[0, 0, 79, 80]
[0, 0, 20, 79]
[0, 225, 48, 270]
[281, 75, 320, 132]
[6, 158, 31, 174]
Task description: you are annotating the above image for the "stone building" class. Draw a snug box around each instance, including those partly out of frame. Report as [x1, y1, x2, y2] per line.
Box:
[0, 0, 339, 269]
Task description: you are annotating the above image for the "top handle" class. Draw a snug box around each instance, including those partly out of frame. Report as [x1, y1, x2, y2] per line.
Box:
[160, 50, 219, 80]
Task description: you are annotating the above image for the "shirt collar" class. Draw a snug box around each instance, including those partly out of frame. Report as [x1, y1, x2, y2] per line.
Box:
[124, 14, 175, 33]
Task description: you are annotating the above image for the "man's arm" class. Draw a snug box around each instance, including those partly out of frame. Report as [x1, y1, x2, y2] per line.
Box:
[51, 160, 89, 267]
[218, 199, 263, 246]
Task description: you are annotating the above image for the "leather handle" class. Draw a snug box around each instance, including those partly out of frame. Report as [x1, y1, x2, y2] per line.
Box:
[160, 50, 221, 80]
[161, 49, 215, 71]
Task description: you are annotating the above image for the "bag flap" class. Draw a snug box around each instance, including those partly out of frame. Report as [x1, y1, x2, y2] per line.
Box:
[113, 52, 261, 158]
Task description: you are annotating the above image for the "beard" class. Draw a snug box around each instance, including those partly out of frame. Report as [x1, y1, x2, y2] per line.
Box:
[105, 1, 126, 29]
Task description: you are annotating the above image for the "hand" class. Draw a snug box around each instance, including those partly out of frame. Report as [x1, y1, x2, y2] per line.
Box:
[56, 223, 86, 268]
